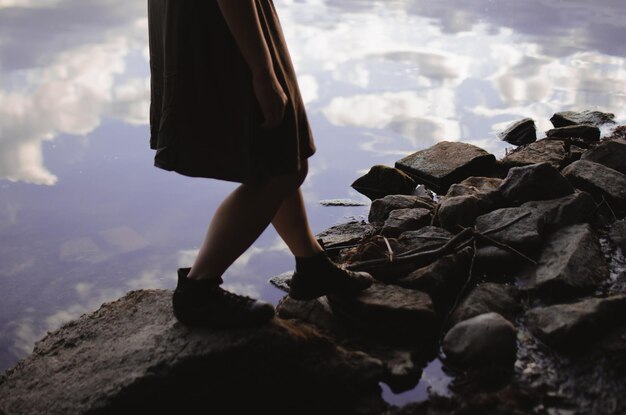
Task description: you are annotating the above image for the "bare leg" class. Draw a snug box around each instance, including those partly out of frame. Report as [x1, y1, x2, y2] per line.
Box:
[187, 164, 307, 281]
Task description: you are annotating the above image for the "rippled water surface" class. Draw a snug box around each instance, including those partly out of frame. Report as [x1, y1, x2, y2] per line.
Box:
[1, 0, 625, 404]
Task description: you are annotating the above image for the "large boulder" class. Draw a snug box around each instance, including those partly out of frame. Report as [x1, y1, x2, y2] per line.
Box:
[448, 283, 520, 327]
[442, 312, 517, 367]
[351, 165, 417, 201]
[517, 223, 609, 296]
[498, 162, 574, 205]
[368, 194, 435, 224]
[437, 177, 503, 231]
[497, 118, 537, 146]
[525, 294, 626, 351]
[0, 290, 385, 415]
[381, 207, 432, 237]
[394, 141, 496, 194]
[546, 124, 601, 141]
[580, 138, 626, 175]
[562, 160, 626, 211]
[500, 139, 568, 170]
[550, 110, 615, 128]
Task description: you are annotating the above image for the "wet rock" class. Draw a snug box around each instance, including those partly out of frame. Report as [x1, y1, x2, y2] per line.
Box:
[437, 177, 503, 232]
[562, 160, 626, 211]
[550, 110, 615, 128]
[0, 290, 385, 415]
[525, 294, 626, 351]
[327, 283, 438, 343]
[319, 198, 369, 206]
[351, 165, 417, 201]
[518, 223, 609, 295]
[498, 162, 574, 205]
[608, 125, 626, 141]
[394, 141, 496, 194]
[546, 124, 601, 141]
[497, 118, 537, 146]
[381, 208, 432, 237]
[396, 226, 452, 254]
[501, 139, 568, 170]
[449, 283, 520, 327]
[443, 312, 517, 367]
[580, 138, 626, 175]
[609, 220, 626, 252]
[316, 220, 378, 250]
[395, 246, 474, 313]
[368, 194, 435, 224]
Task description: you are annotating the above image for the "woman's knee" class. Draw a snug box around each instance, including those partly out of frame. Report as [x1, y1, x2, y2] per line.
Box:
[263, 159, 309, 197]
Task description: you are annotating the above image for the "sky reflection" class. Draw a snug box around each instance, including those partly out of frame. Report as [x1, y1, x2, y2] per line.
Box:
[0, 0, 624, 385]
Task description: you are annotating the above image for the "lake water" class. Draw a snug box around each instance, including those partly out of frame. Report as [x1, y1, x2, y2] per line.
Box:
[1, 0, 625, 405]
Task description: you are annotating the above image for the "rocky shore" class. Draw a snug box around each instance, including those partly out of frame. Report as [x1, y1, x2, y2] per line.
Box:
[1, 110, 625, 414]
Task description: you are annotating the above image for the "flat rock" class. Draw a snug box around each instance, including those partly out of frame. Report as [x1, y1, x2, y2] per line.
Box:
[351, 165, 417, 201]
[517, 223, 609, 295]
[316, 220, 378, 250]
[546, 124, 601, 141]
[498, 162, 574, 205]
[381, 208, 432, 237]
[443, 312, 517, 367]
[449, 283, 520, 327]
[327, 283, 438, 343]
[550, 110, 615, 128]
[562, 160, 626, 211]
[525, 294, 626, 351]
[0, 290, 385, 415]
[396, 226, 453, 254]
[276, 295, 347, 338]
[394, 141, 496, 194]
[498, 118, 537, 146]
[501, 139, 568, 170]
[269, 270, 293, 293]
[580, 138, 626, 175]
[445, 176, 503, 197]
[368, 194, 435, 224]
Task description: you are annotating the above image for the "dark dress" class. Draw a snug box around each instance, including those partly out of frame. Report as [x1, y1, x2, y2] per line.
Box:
[147, 0, 316, 184]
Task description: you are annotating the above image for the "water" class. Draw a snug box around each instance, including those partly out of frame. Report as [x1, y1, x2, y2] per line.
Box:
[0, 0, 625, 404]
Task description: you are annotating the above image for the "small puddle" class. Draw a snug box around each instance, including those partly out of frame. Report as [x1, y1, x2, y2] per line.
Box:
[381, 357, 452, 407]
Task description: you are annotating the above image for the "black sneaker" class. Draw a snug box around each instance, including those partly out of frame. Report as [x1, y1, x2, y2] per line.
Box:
[288, 250, 373, 301]
[172, 268, 275, 328]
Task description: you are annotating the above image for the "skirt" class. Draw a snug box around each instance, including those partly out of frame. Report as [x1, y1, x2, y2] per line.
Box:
[147, 0, 317, 184]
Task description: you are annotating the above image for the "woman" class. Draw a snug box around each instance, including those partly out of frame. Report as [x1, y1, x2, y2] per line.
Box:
[147, 0, 372, 329]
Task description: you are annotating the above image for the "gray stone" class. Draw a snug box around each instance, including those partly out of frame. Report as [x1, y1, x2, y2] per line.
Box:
[498, 118, 537, 146]
[381, 208, 432, 237]
[276, 295, 347, 338]
[501, 139, 568, 170]
[0, 290, 385, 415]
[525, 294, 626, 351]
[368, 194, 435, 224]
[443, 312, 517, 367]
[546, 124, 601, 141]
[396, 226, 453, 254]
[395, 141, 496, 194]
[520, 190, 596, 232]
[581, 138, 626, 175]
[327, 283, 438, 343]
[562, 160, 626, 210]
[449, 283, 520, 327]
[609, 220, 626, 253]
[498, 162, 574, 205]
[316, 220, 378, 250]
[518, 223, 609, 295]
[269, 270, 293, 293]
[550, 110, 615, 128]
[445, 176, 503, 197]
[351, 165, 417, 201]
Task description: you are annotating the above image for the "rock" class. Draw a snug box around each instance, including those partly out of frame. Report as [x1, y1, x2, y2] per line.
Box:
[501, 139, 568, 170]
[381, 208, 432, 237]
[546, 124, 601, 141]
[449, 283, 520, 327]
[395, 246, 474, 313]
[394, 141, 496, 194]
[610, 220, 626, 253]
[562, 160, 626, 211]
[0, 290, 385, 415]
[319, 199, 369, 206]
[525, 294, 626, 351]
[327, 283, 438, 344]
[520, 190, 596, 233]
[396, 226, 453, 254]
[498, 118, 537, 146]
[608, 125, 626, 141]
[276, 295, 349, 339]
[368, 194, 435, 224]
[442, 312, 517, 367]
[517, 223, 608, 295]
[581, 138, 626, 175]
[498, 162, 574, 205]
[550, 110, 615, 128]
[269, 270, 293, 293]
[351, 165, 417, 201]
[437, 177, 503, 232]
[344, 235, 404, 265]
[316, 220, 378, 250]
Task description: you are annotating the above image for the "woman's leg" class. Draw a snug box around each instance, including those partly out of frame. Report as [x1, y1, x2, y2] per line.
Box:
[187, 162, 308, 281]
